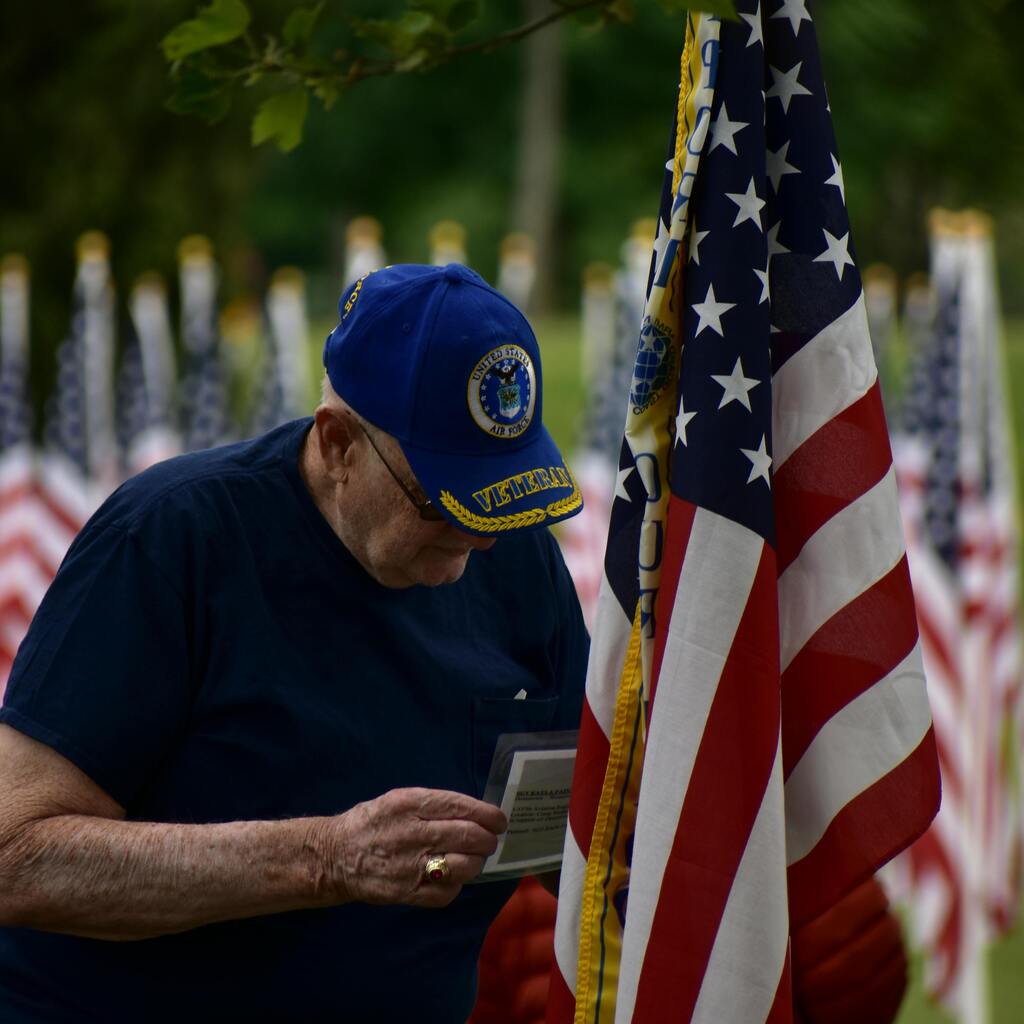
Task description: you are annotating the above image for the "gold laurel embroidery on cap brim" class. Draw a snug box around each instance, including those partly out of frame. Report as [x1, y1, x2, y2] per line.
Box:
[439, 477, 582, 533]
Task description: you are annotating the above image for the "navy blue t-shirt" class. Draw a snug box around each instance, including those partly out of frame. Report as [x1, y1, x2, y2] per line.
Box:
[0, 419, 589, 1022]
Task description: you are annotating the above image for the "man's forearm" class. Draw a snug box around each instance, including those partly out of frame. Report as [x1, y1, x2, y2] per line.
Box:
[0, 814, 336, 941]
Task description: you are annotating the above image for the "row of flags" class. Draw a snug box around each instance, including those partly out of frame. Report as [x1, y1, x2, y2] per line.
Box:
[0, 234, 312, 692]
[890, 210, 1022, 1023]
[548, 2, 956, 1022]
[559, 222, 660, 628]
[344, 215, 541, 315]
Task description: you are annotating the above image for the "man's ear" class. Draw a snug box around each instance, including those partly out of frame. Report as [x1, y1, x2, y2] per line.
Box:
[313, 407, 359, 483]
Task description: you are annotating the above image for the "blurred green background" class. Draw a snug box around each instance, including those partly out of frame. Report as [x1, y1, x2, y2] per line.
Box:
[2, 0, 1024, 417]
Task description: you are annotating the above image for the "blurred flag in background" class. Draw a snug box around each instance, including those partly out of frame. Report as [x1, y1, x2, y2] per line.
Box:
[0, 255, 40, 685]
[892, 209, 1023, 1024]
[178, 235, 232, 453]
[549, 4, 940, 1022]
[561, 227, 660, 630]
[248, 267, 312, 436]
[119, 271, 180, 475]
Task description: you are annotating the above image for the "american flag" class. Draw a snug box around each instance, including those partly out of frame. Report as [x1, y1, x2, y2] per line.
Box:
[0, 255, 43, 692]
[38, 234, 111, 525]
[560, 251, 646, 629]
[247, 267, 312, 437]
[178, 236, 232, 452]
[3, 236, 114, 696]
[119, 272, 181, 475]
[893, 211, 1022, 1022]
[549, 5, 940, 1022]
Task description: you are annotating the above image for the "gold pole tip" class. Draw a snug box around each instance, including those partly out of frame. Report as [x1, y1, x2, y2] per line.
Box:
[429, 220, 466, 247]
[178, 234, 214, 263]
[346, 216, 382, 243]
[501, 232, 534, 258]
[1, 253, 29, 277]
[582, 261, 614, 287]
[76, 231, 110, 261]
[271, 266, 305, 289]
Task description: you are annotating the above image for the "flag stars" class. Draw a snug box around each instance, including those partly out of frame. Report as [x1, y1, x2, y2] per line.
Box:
[739, 2, 764, 48]
[768, 62, 812, 114]
[825, 153, 846, 202]
[741, 435, 772, 486]
[766, 141, 800, 193]
[711, 357, 760, 411]
[754, 263, 770, 304]
[692, 283, 736, 338]
[771, 0, 811, 37]
[725, 177, 766, 230]
[674, 396, 697, 446]
[709, 102, 749, 156]
[688, 219, 710, 265]
[614, 464, 634, 503]
[767, 221, 790, 267]
[813, 228, 855, 280]
[652, 217, 672, 280]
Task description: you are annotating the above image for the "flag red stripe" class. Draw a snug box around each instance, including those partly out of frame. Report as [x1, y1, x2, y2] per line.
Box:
[905, 827, 962, 999]
[649, 496, 698, 704]
[632, 542, 779, 1018]
[987, 606, 1019, 649]
[780, 556, 918, 776]
[565, 699, 612, 862]
[914, 605, 961, 702]
[788, 727, 940, 927]
[0, 594, 35, 632]
[765, 946, 794, 1024]
[36, 485, 88, 538]
[544, 962, 576, 1024]
[0, 536, 62, 579]
[0, 478, 35, 509]
[931, 730, 964, 807]
[774, 384, 893, 574]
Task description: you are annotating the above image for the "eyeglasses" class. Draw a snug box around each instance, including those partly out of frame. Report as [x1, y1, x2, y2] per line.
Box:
[357, 421, 445, 522]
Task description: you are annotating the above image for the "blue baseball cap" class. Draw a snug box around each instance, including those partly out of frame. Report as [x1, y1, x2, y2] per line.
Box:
[323, 263, 582, 536]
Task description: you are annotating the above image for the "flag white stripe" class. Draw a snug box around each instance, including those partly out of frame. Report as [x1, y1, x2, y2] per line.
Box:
[772, 295, 877, 469]
[778, 464, 904, 672]
[36, 454, 99, 524]
[0, 552, 52, 610]
[785, 642, 932, 863]
[0, 496, 77, 570]
[917, 637, 965, 791]
[553, 833, 588, 994]
[692, 741, 789, 1023]
[0, 445, 34, 489]
[615, 508, 763, 1022]
[584, 574, 635, 740]
[906, 549, 961, 652]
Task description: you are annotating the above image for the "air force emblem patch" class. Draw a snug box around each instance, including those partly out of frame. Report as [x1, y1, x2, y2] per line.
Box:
[467, 345, 536, 439]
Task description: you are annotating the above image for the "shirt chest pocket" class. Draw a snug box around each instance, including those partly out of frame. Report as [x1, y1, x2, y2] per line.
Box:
[471, 694, 559, 797]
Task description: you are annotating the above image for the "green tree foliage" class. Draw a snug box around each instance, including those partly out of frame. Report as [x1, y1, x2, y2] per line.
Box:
[159, 0, 738, 153]
[816, 0, 1024, 295]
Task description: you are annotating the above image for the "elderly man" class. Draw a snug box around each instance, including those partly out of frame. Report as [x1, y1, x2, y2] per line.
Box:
[0, 264, 589, 1021]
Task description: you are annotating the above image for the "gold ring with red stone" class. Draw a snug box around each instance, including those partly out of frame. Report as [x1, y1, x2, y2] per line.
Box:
[424, 855, 451, 882]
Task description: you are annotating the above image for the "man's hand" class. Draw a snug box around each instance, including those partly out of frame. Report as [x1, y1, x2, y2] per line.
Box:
[321, 788, 507, 908]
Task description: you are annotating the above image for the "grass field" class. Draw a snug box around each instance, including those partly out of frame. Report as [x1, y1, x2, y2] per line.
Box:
[533, 313, 1024, 1023]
